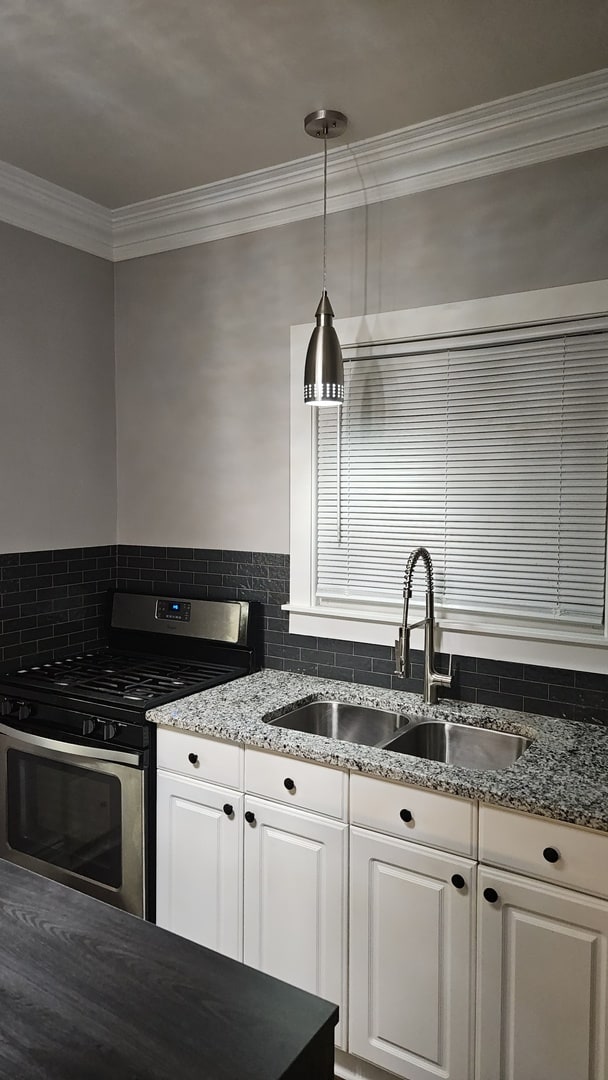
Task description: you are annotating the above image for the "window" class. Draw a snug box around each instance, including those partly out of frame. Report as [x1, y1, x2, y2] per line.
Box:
[288, 282, 608, 666]
[316, 324, 608, 629]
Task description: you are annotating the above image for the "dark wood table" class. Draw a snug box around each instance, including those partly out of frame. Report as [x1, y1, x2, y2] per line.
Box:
[0, 861, 337, 1079]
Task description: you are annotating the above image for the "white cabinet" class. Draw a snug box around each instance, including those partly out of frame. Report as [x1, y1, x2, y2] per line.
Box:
[349, 825, 476, 1080]
[480, 803, 608, 898]
[156, 739, 348, 1050]
[350, 772, 477, 857]
[476, 866, 608, 1080]
[156, 728, 608, 1080]
[157, 727, 243, 789]
[243, 795, 348, 1049]
[156, 770, 243, 960]
[246, 747, 347, 819]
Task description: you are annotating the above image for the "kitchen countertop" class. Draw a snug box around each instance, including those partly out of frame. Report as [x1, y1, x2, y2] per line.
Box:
[0, 858, 337, 1080]
[149, 669, 608, 833]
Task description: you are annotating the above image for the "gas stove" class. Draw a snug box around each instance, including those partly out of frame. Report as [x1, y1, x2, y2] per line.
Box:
[0, 592, 255, 720]
[0, 593, 256, 920]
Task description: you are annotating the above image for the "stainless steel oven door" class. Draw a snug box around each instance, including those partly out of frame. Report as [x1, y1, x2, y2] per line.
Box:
[0, 723, 145, 917]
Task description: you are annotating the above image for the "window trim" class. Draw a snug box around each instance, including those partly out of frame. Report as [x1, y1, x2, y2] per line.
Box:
[288, 280, 608, 673]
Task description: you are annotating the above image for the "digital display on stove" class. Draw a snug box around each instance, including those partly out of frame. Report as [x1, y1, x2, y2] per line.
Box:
[156, 599, 192, 623]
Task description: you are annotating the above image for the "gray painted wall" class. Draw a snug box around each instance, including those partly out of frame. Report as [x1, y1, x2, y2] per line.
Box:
[0, 223, 116, 553]
[114, 149, 608, 553]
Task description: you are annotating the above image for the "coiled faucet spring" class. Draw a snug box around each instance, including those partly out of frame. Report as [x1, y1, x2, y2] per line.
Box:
[394, 547, 452, 705]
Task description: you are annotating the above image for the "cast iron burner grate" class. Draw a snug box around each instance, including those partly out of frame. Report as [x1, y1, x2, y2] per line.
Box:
[13, 651, 240, 706]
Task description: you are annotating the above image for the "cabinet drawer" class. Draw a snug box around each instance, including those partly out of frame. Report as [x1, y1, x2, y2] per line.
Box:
[245, 748, 347, 820]
[157, 726, 243, 789]
[350, 773, 477, 857]
[479, 804, 608, 899]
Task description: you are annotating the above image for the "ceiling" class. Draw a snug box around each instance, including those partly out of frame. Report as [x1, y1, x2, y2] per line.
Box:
[0, 0, 607, 208]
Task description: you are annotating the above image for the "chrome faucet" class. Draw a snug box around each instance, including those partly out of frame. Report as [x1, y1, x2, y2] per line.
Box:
[394, 547, 452, 704]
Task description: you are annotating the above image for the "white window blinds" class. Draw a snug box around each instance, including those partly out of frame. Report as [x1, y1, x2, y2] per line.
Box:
[315, 325, 608, 627]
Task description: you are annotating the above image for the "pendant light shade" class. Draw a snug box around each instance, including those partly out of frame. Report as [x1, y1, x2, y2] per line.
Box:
[304, 291, 344, 404]
[304, 108, 348, 407]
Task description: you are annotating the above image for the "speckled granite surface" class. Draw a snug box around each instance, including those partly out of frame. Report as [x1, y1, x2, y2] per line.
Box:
[148, 669, 608, 833]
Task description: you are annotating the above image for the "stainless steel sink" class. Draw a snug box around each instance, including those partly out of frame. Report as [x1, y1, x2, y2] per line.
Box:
[381, 719, 532, 771]
[266, 700, 410, 746]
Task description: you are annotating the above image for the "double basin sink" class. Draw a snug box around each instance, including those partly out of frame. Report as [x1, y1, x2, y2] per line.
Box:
[266, 700, 532, 772]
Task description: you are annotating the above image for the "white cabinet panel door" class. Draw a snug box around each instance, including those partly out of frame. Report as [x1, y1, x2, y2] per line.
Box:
[349, 826, 475, 1080]
[477, 867, 608, 1080]
[243, 796, 348, 1049]
[156, 770, 243, 960]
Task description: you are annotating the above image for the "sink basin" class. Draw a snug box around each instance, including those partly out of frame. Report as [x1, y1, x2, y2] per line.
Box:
[266, 700, 410, 746]
[381, 719, 532, 771]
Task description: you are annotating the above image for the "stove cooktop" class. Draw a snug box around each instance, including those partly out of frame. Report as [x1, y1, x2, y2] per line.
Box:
[0, 594, 255, 717]
[7, 650, 246, 709]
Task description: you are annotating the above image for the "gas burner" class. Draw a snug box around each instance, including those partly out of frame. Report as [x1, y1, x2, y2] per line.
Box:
[10, 648, 249, 709]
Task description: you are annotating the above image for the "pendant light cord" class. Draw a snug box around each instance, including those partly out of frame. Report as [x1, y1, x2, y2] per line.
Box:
[322, 126, 328, 295]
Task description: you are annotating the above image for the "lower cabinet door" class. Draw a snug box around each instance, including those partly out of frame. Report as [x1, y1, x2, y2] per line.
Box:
[476, 866, 608, 1080]
[349, 826, 476, 1080]
[156, 770, 243, 960]
[243, 795, 348, 1049]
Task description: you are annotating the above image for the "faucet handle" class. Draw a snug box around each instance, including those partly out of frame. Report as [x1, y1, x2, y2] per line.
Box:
[394, 628, 403, 676]
[394, 626, 411, 677]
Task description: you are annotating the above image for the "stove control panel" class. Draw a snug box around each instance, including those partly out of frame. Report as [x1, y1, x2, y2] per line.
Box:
[81, 718, 121, 741]
[156, 599, 192, 623]
[0, 698, 31, 721]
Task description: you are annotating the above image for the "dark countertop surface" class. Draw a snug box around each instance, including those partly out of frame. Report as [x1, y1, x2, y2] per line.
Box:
[0, 860, 337, 1080]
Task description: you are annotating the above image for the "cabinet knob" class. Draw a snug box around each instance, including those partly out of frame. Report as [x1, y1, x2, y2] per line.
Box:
[543, 846, 560, 864]
[245, 811, 256, 825]
[187, 752, 198, 765]
[223, 804, 233, 817]
[483, 887, 499, 904]
[284, 777, 295, 791]
[399, 809, 413, 823]
[451, 874, 466, 890]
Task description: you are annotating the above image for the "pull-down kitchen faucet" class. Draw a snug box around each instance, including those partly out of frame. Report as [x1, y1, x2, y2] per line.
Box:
[394, 547, 452, 705]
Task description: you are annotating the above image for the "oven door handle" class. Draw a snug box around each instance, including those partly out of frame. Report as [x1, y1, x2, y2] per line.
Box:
[0, 722, 142, 767]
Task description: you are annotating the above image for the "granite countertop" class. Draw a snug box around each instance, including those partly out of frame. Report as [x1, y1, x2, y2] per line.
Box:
[148, 669, 608, 833]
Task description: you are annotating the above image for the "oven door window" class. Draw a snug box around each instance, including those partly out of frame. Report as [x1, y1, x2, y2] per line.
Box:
[7, 750, 122, 888]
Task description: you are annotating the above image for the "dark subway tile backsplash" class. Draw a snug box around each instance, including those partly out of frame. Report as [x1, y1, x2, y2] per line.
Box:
[118, 546, 608, 725]
[0, 546, 115, 671]
[3, 544, 608, 725]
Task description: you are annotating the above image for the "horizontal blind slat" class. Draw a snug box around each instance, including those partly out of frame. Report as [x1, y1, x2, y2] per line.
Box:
[316, 325, 608, 624]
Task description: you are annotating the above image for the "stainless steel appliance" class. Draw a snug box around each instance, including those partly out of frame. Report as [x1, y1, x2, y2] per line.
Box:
[0, 593, 255, 919]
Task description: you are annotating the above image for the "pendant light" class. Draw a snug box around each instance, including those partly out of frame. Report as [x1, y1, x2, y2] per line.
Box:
[303, 108, 348, 406]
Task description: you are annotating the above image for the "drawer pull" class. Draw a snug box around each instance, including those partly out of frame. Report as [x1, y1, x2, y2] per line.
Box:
[187, 752, 199, 765]
[245, 811, 256, 825]
[399, 808, 413, 823]
[451, 874, 466, 890]
[483, 887, 499, 904]
[543, 846, 560, 864]
[223, 804, 233, 817]
[284, 777, 295, 791]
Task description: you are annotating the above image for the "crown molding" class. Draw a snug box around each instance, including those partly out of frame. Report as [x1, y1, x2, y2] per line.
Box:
[111, 67, 608, 261]
[0, 68, 607, 262]
[0, 159, 113, 259]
